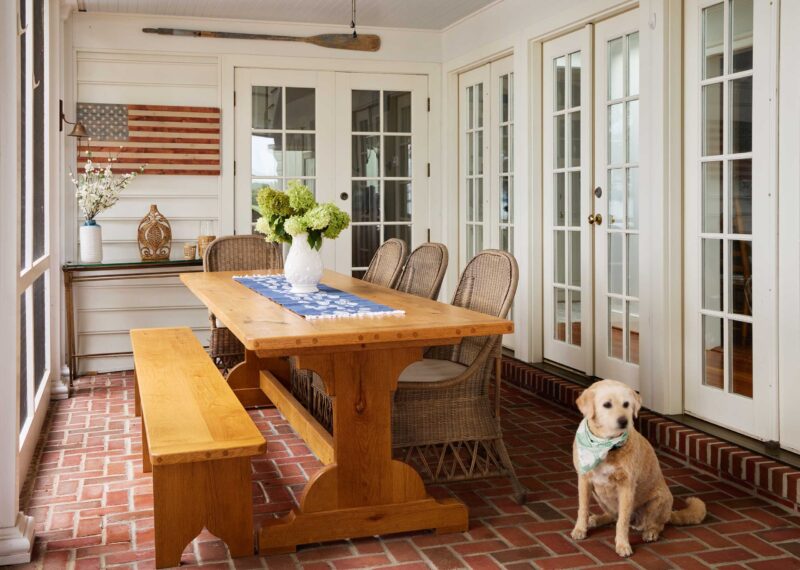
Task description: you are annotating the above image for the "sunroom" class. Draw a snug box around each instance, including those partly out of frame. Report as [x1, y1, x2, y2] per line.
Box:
[2, 0, 800, 568]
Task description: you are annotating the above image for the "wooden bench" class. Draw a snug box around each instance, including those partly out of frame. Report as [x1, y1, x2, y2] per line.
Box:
[131, 327, 267, 569]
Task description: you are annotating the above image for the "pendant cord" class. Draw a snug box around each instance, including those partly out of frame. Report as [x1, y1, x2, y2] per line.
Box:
[350, 0, 357, 38]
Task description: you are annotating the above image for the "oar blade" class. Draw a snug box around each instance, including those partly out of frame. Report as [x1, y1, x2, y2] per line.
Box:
[306, 34, 381, 52]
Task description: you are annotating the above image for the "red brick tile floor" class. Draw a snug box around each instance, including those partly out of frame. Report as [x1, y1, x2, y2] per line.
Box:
[12, 371, 800, 569]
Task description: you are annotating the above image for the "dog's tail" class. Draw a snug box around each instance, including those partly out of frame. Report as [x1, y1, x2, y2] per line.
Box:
[669, 497, 706, 525]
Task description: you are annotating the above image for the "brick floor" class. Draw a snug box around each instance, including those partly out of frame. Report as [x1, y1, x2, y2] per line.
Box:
[12, 371, 800, 569]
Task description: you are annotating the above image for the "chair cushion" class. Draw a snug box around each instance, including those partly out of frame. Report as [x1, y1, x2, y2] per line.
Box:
[398, 359, 468, 384]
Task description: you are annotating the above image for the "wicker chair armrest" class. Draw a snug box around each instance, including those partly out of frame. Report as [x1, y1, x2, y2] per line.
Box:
[397, 337, 497, 392]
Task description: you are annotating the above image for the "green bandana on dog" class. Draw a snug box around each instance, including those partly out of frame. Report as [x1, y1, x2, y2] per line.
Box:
[575, 418, 629, 474]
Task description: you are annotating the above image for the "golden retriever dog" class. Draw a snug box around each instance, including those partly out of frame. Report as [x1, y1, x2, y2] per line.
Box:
[570, 379, 706, 557]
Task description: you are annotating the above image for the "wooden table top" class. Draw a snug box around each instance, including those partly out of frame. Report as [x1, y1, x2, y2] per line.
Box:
[181, 269, 513, 354]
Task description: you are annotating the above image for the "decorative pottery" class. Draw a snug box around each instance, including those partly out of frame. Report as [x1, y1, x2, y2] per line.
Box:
[79, 220, 103, 263]
[197, 235, 216, 259]
[137, 204, 172, 261]
[284, 232, 323, 293]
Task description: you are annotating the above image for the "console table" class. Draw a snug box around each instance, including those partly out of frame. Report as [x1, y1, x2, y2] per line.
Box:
[62, 258, 204, 388]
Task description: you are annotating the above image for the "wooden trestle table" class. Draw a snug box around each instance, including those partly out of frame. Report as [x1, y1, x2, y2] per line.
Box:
[180, 269, 514, 554]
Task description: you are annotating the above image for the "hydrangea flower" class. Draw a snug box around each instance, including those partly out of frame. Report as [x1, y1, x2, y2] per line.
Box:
[284, 215, 308, 237]
[285, 180, 316, 213]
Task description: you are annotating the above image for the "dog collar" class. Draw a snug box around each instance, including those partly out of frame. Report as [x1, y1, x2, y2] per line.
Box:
[575, 418, 629, 474]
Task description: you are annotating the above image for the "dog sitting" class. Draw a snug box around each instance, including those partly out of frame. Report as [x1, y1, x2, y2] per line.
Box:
[570, 379, 706, 557]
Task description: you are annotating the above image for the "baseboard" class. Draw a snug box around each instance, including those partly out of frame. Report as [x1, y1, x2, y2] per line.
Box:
[0, 512, 35, 565]
[501, 357, 800, 514]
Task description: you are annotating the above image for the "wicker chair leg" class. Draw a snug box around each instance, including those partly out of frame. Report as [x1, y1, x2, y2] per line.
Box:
[493, 437, 527, 505]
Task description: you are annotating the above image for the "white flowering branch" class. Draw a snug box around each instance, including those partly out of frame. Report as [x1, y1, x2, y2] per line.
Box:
[69, 155, 144, 222]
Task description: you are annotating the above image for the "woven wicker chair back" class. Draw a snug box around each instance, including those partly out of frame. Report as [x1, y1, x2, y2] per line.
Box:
[446, 250, 518, 368]
[362, 238, 407, 288]
[394, 243, 448, 300]
[203, 235, 283, 273]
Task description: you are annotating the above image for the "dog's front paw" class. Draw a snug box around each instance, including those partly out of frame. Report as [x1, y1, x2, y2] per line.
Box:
[642, 529, 660, 543]
[570, 526, 587, 541]
[615, 540, 633, 557]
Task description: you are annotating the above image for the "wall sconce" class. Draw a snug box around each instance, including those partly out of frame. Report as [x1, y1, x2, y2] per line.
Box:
[59, 99, 88, 138]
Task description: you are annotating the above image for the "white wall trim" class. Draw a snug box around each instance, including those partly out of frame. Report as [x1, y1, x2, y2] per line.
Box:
[0, 513, 35, 566]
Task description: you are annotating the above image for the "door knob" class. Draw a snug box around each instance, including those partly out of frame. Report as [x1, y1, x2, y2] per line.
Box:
[587, 213, 603, 225]
[340, 192, 349, 200]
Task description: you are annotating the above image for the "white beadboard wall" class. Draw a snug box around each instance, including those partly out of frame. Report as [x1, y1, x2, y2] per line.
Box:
[72, 50, 220, 373]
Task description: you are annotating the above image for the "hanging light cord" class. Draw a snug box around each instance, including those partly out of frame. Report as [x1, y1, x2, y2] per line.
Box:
[351, 0, 357, 38]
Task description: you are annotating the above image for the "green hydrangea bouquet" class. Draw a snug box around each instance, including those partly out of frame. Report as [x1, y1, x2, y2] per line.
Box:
[255, 181, 350, 250]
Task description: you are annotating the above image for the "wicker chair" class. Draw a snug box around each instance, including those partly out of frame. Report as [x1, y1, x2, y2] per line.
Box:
[394, 242, 449, 300]
[297, 242, 450, 430]
[203, 235, 283, 372]
[392, 249, 526, 504]
[361, 238, 407, 288]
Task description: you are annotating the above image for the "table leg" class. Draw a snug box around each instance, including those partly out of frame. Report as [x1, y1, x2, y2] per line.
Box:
[258, 346, 468, 554]
[226, 349, 289, 408]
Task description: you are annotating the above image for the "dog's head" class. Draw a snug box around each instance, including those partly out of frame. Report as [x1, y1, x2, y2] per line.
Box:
[576, 379, 641, 438]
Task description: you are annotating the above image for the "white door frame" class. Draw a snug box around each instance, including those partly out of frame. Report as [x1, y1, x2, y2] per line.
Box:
[683, 0, 779, 441]
[542, 26, 594, 374]
[334, 73, 429, 276]
[593, 9, 641, 386]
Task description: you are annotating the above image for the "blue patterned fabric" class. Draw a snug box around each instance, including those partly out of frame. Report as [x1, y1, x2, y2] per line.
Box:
[233, 274, 405, 320]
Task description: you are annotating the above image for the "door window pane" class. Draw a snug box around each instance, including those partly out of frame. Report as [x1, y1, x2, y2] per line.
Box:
[352, 90, 380, 131]
[627, 301, 640, 364]
[628, 32, 640, 97]
[570, 290, 582, 346]
[251, 134, 282, 177]
[626, 100, 639, 163]
[730, 76, 752, 154]
[569, 52, 581, 107]
[500, 75, 510, 123]
[352, 225, 380, 267]
[33, 0, 45, 260]
[608, 233, 623, 295]
[608, 168, 625, 229]
[555, 115, 566, 168]
[627, 234, 639, 297]
[385, 224, 411, 248]
[285, 134, 315, 177]
[730, 159, 752, 234]
[500, 177, 509, 224]
[730, 0, 754, 73]
[626, 167, 639, 230]
[384, 91, 411, 132]
[729, 240, 752, 316]
[608, 37, 624, 100]
[385, 181, 412, 222]
[554, 173, 565, 226]
[730, 320, 753, 397]
[352, 135, 380, 177]
[19, 292, 27, 432]
[555, 56, 566, 111]
[703, 3, 725, 79]
[569, 172, 581, 227]
[569, 111, 581, 167]
[703, 161, 724, 233]
[569, 231, 581, 287]
[702, 238, 723, 311]
[555, 288, 566, 341]
[384, 136, 411, 177]
[608, 103, 624, 165]
[702, 83, 723, 156]
[703, 315, 724, 389]
[609, 297, 624, 359]
[352, 181, 380, 222]
[252, 86, 282, 129]
[285, 87, 315, 130]
[554, 230, 565, 284]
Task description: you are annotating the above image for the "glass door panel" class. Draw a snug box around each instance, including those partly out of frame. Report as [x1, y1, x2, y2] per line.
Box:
[594, 10, 641, 386]
[543, 27, 593, 373]
[684, 0, 775, 440]
[334, 73, 428, 277]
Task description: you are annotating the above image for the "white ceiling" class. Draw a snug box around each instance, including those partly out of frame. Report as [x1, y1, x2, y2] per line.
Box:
[73, 0, 497, 31]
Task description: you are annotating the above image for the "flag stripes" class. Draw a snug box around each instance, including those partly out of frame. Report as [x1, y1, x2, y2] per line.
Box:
[76, 103, 220, 175]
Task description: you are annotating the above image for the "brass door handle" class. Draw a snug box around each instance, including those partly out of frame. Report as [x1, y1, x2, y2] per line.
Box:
[588, 213, 603, 225]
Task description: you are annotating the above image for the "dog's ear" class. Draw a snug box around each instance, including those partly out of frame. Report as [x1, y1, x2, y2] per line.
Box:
[576, 386, 595, 419]
[631, 388, 643, 419]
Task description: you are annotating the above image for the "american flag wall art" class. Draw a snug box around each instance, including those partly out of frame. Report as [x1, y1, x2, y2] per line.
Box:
[76, 103, 221, 175]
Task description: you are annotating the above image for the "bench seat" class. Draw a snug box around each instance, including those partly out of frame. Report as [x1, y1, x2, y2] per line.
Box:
[131, 327, 266, 568]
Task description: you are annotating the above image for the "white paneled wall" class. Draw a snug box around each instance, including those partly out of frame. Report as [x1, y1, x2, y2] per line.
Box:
[73, 51, 220, 373]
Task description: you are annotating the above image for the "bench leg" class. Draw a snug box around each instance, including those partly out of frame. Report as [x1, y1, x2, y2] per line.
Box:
[153, 457, 254, 569]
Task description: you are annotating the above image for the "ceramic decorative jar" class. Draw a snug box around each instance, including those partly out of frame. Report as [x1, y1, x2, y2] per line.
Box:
[284, 232, 324, 293]
[138, 204, 172, 261]
[79, 220, 103, 263]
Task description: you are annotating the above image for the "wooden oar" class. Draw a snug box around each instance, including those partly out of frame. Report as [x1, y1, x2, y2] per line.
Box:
[142, 27, 380, 52]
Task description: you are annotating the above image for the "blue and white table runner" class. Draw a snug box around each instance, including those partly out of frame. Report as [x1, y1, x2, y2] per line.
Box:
[233, 274, 405, 320]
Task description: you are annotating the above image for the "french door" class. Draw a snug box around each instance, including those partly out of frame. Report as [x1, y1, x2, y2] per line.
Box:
[684, 0, 777, 440]
[542, 12, 640, 382]
[458, 56, 516, 346]
[334, 73, 428, 278]
[234, 69, 428, 276]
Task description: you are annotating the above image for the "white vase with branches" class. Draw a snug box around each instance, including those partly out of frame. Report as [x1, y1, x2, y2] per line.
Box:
[69, 159, 143, 263]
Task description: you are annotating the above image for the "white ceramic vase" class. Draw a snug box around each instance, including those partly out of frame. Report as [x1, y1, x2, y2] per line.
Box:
[284, 232, 323, 293]
[79, 221, 103, 263]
